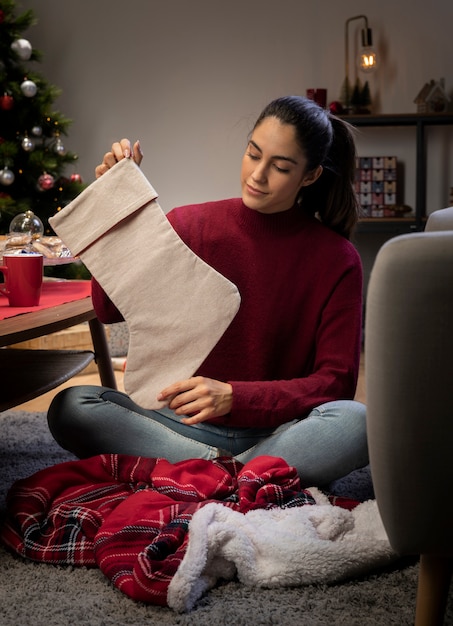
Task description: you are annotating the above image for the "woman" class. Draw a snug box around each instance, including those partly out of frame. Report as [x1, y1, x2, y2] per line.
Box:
[48, 96, 367, 487]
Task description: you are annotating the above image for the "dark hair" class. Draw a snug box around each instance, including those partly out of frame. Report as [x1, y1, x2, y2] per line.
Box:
[253, 96, 360, 239]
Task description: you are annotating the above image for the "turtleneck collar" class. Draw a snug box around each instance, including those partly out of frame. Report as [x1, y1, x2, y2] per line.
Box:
[233, 199, 316, 235]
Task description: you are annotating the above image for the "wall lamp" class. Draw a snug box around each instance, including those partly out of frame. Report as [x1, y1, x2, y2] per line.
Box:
[344, 15, 378, 110]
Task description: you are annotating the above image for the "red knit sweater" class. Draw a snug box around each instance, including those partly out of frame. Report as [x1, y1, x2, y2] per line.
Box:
[92, 198, 363, 429]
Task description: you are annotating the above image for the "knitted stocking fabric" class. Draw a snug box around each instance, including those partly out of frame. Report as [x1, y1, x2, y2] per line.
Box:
[50, 158, 240, 409]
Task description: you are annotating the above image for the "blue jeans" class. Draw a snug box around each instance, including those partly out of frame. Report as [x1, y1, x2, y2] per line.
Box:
[47, 386, 368, 487]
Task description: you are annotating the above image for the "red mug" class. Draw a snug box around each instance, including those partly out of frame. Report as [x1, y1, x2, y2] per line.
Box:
[0, 253, 43, 306]
[306, 89, 327, 108]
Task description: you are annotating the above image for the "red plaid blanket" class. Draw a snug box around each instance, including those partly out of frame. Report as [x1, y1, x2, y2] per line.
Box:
[1, 454, 357, 606]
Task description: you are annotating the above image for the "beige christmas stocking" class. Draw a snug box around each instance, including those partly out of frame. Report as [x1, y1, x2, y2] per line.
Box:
[50, 158, 241, 409]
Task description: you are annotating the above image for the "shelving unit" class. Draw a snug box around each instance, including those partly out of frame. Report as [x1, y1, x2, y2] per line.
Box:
[344, 113, 453, 233]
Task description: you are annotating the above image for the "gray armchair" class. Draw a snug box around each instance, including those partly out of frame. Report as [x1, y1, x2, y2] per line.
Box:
[425, 205, 453, 232]
[365, 207, 453, 626]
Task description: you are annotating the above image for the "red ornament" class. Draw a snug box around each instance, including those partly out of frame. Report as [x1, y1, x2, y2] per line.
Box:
[0, 94, 14, 111]
[70, 173, 82, 183]
[38, 173, 55, 191]
[329, 101, 344, 115]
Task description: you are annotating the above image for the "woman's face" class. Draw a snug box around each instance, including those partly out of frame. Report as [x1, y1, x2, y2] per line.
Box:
[241, 116, 321, 214]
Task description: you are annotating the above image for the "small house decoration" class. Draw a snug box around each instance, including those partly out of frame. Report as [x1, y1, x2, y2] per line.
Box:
[414, 78, 450, 113]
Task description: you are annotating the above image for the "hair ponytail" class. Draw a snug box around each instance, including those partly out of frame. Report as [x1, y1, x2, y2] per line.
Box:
[301, 115, 361, 239]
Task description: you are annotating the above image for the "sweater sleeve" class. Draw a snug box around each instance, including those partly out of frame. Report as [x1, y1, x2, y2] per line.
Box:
[91, 277, 125, 324]
[225, 259, 363, 429]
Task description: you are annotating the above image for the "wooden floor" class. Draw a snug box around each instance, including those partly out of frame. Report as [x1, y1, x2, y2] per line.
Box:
[12, 352, 366, 413]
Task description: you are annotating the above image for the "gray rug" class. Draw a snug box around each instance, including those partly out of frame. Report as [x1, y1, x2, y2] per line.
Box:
[0, 410, 451, 626]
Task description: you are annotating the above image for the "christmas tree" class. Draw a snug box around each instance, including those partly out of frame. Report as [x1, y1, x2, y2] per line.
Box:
[0, 0, 84, 235]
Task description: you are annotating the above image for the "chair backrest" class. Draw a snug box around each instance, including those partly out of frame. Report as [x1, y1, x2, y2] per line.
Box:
[425, 205, 453, 231]
[365, 229, 453, 555]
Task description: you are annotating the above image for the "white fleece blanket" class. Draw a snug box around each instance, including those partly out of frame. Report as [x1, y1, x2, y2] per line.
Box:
[167, 489, 397, 613]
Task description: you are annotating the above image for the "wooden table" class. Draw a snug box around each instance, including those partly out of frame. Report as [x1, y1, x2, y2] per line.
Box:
[0, 286, 117, 412]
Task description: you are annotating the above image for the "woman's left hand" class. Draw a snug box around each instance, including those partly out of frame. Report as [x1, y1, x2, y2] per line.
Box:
[157, 376, 233, 424]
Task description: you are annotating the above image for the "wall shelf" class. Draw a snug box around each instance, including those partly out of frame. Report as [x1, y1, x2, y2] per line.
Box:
[342, 113, 453, 232]
[357, 217, 419, 234]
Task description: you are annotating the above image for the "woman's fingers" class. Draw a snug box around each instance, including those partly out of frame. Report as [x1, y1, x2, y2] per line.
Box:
[158, 377, 233, 423]
[95, 139, 143, 178]
[132, 140, 143, 165]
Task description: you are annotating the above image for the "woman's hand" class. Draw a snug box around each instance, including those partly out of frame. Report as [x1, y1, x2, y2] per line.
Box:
[157, 376, 233, 425]
[95, 139, 143, 178]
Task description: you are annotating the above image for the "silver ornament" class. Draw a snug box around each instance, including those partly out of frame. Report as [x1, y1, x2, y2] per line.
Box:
[22, 135, 34, 152]
[11, 38, 33, 61]
[54, 137, 66, 155]
[21, 80, 38, 98]
[0, 168, 15, 186]
[31, 126, 42, 137]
